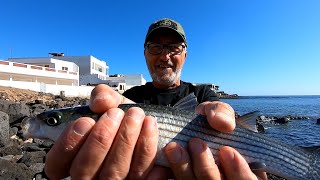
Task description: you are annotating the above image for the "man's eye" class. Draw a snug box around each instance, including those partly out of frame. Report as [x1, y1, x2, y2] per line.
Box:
[169, 45, 181, 51]
[151, 45, 162, 49]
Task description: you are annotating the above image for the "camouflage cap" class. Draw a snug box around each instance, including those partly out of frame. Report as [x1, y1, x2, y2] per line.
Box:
[145, 18, 187, 47]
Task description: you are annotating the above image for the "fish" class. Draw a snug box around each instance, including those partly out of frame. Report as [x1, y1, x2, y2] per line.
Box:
[21, 94, 320, 180]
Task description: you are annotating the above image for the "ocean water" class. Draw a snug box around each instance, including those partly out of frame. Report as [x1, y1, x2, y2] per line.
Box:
[221, 96, 320, 148]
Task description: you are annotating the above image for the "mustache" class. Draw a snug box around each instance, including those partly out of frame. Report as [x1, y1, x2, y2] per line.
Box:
[155, 60, 174, 67]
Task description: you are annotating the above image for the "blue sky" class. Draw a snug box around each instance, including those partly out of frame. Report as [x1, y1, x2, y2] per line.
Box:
[1, 0, 319, 96]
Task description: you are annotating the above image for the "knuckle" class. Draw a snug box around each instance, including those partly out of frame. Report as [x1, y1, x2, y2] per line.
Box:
[118, 130, 137, 149]
[195, 165, 217, 179]
[138, 137, 156, 155]
[100, 169, 127, 180]
[128, 169, 145, 180]
[90, 123, 115, 150]
[70, 170, 89, 179]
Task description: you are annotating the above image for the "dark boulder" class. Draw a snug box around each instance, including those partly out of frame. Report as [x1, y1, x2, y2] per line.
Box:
[274, 117, 290, 124]
[0, 111, 10, 147]
[0, 159, 34, 179]
[18, 151, 46, 167]
[30, 104, 49, 116]
[8, 103, 31, 123]
[0, 144, 23, 157]
[0, 99, 12, 112]
[317, 118, 320, 124]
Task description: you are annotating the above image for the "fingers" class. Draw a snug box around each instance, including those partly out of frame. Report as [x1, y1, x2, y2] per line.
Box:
[146, 166, 174, 180]
[99, 107, 146, 179]
[188, 138, 222, 180]
[89, 84, 134, 113]
[69, 108, 124, 179]
[164, 142, 195, 180]
[164, 140, 262, 180]
[252, 170, 268, 180]
[46, 107, 158, 180]
[219, 146, 258, 180]
[44, 117, 95, 179]
[196, 101, 235, 132]
[128, 115, 159, 179]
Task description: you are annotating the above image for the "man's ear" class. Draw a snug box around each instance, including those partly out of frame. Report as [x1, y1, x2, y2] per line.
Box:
[185, 51, 188, 58]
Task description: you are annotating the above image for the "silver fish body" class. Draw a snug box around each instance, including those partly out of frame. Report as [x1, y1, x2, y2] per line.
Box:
[21, 104, 320, 180]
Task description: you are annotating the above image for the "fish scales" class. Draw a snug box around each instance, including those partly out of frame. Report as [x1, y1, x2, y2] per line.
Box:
[21, 104, 320, 180]
[119, 104, 319, 180]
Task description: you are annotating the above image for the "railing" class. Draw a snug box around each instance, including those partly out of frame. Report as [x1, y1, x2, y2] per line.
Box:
[0, 60, 78, 75]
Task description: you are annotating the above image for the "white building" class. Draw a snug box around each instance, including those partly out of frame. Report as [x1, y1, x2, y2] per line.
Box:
[1, 58, 79, 86]
[40, 53, 146, 92]
[46, 54, 109, 80]
[194, 83, 220, 92]
[0, 58, 92, 97]
[1, 53, 146, 96]
[123, 74, 146, 89]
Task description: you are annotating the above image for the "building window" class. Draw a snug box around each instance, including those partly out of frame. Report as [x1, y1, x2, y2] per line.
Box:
[95, 64, 103, 72]
[62, 67, 68, 71]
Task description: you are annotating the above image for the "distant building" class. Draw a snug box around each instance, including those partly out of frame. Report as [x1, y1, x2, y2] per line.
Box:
[124, 74, 147, 89]
[45, 54, 109, 80]
[4, 53, 146, 94]
[2, 57, 79, 86]
[193, 83, 220, 92]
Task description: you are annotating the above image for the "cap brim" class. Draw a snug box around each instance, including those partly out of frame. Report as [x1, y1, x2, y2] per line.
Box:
[145, 27, 186, 45]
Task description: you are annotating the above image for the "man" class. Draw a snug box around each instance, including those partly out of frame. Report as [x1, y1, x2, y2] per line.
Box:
[45, 18, 265, 179]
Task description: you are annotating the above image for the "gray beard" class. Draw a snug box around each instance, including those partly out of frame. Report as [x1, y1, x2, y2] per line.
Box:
[149, 67, 182, 87]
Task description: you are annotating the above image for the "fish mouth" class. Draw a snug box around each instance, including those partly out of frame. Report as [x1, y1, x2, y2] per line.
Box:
[21, 117, 40, 139]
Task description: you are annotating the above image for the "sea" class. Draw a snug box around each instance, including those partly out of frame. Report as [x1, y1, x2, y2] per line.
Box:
[221, 95, 320, 151]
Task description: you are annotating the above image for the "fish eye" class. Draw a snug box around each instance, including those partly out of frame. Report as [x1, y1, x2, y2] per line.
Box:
[46, 117, 59, 126]
[45, 112, 62, 126]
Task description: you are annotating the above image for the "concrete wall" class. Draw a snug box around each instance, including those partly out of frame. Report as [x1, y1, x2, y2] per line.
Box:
[54, 56, 109, 77]
[124, 74, 146, 89]
[0, 80, 94, 97]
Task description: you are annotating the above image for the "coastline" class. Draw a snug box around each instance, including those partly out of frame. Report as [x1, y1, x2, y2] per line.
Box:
[217, 92, 239, 99]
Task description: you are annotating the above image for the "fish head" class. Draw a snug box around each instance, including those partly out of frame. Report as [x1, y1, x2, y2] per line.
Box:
[21, 109, 76, 141]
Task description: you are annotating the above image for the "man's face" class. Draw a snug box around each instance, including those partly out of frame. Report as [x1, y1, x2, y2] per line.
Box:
[144, 30, 187, 88]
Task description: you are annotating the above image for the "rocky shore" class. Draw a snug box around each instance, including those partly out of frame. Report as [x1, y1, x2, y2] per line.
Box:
[0, 86, 299, 179]
[0, 87, 89, 179]
[217, 91, 239, 99]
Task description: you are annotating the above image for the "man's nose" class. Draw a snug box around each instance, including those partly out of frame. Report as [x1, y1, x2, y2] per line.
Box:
[159, 47, 171, 61]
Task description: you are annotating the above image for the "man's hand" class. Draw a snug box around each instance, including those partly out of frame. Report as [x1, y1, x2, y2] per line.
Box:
[164, 138, 266, 180]
[196, 101, 236, 133]
[44, 84, 159, 179]
[163, 101, 267, 180]
[45, 85, 266, 179]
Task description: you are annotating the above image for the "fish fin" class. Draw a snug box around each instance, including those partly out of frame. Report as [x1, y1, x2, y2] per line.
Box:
[236, 111, 260, 132]
[173, 93, 198, 112]
[249, 162, 267, 171]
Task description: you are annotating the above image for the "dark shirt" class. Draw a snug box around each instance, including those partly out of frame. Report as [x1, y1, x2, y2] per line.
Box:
[123, 81, 219, 107]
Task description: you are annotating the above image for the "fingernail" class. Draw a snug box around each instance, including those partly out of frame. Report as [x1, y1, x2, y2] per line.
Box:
[206, 147, 215, 166]
[220, 147, 235, 164]
[126, 107, 145, 121]
[166, 143, 182, 164]
[91, 92, 111, 104]
[145, 116, 158, 130]
[73, 120, 93, 136]
[216, 112, 233, 123]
